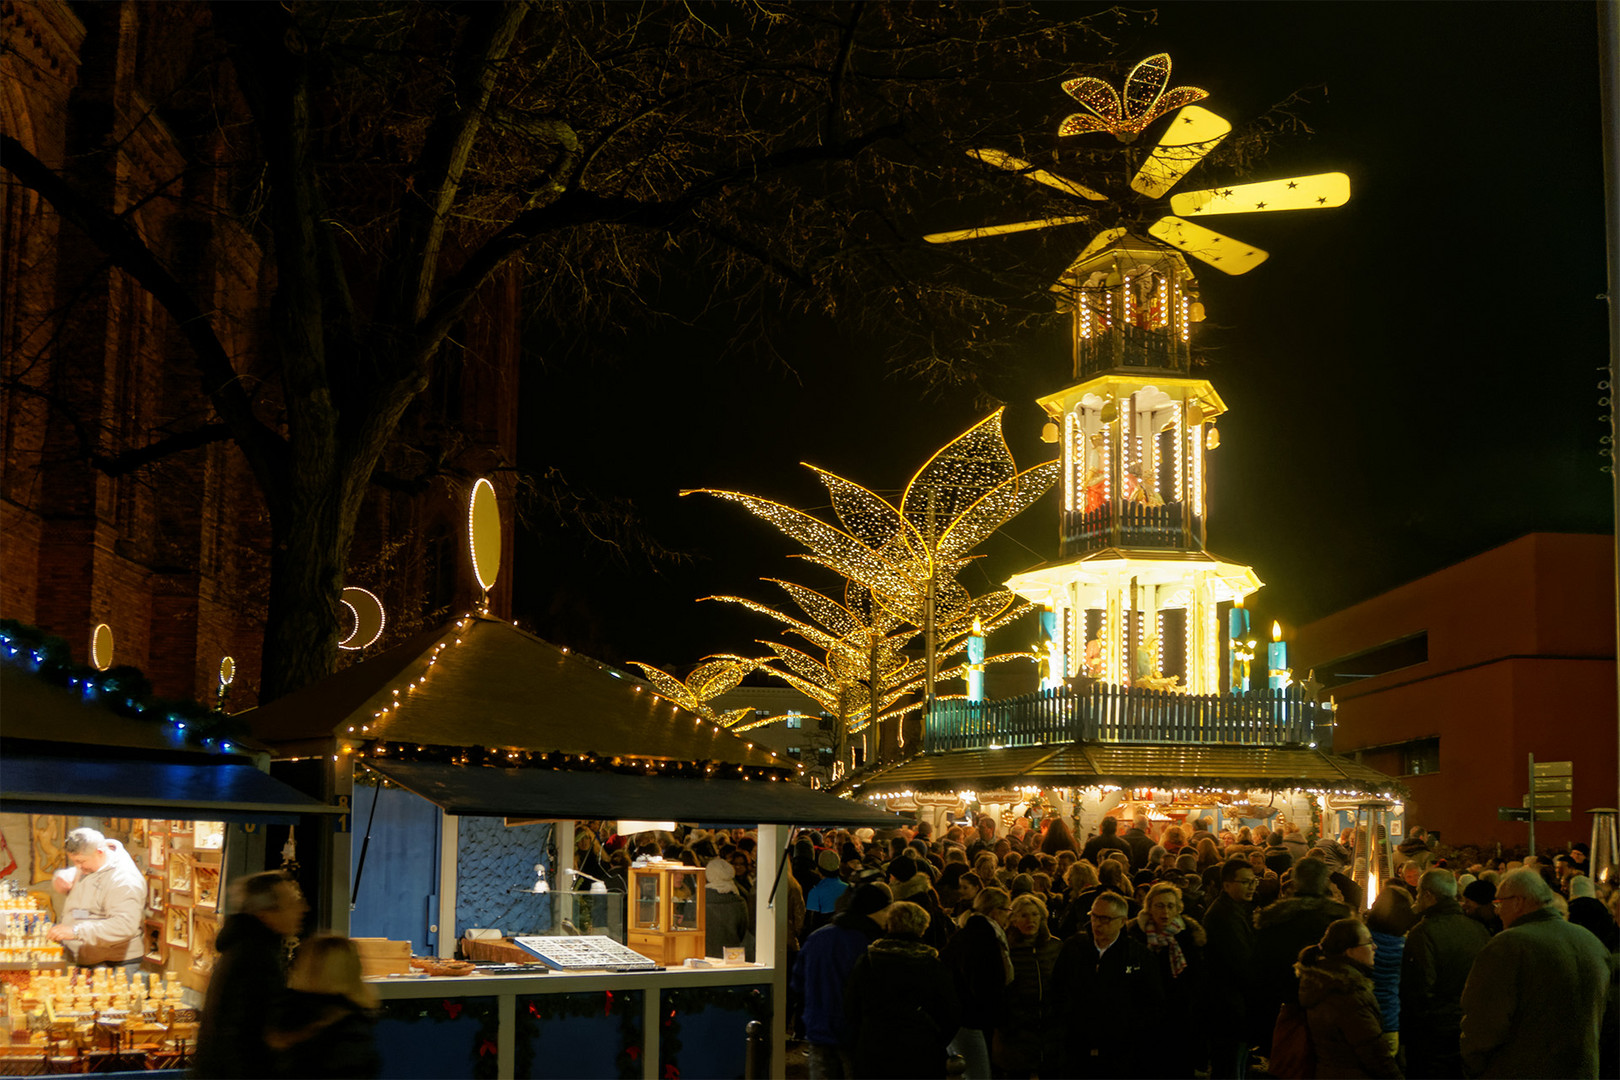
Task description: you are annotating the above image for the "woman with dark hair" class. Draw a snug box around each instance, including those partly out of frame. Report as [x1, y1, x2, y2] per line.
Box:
[1095, 860, 1142, 919]
[1366, 888, 1417, 1055]
[1039, 817, 1081, 857]
[1294, 918, 1402, 1078]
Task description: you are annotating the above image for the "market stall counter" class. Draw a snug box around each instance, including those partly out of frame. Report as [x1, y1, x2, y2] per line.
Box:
[369, 959, 772, 1080]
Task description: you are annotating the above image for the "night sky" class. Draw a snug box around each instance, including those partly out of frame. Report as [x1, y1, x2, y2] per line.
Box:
[515, 3, 1612, 673]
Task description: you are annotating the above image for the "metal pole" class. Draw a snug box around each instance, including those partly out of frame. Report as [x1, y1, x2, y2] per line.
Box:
[1598, 0, 1620, 856]
[1528, 753, 1537, 858]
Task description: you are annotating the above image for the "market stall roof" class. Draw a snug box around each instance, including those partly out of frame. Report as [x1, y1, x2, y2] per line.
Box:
[362, 759, 904, 827]
[242, 615, 784, 770]
[842, 743, 1407, 800]
[0, 662, 262, 756]
[0, 662, 339, 822]
[1, 755, 341, 823]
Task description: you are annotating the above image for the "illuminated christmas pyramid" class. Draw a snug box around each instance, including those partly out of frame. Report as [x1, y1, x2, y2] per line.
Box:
[1002, 228, 1259, 694]
[926, 55, 1349, 697]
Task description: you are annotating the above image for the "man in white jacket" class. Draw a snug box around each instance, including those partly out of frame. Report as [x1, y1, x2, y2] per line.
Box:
[46, 827, 145, 971]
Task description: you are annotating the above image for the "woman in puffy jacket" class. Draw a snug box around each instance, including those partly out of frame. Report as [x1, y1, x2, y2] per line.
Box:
[1295, 918, 1402, 1078]
[993, 894, 1064, 1078]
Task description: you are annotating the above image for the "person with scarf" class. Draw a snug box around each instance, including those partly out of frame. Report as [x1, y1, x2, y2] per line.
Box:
[941, 886, 1014, 1080]
[1294, 918, 1401, 1078]
[1127, 881, 1208, 1076]
[703, 857, 754, 961]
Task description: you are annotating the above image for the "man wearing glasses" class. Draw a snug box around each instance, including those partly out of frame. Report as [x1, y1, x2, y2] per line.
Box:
[1204, 858, 1263, 1077]
[1459, 867, 1609, 1077]
[1051, 891, 1163, 1077]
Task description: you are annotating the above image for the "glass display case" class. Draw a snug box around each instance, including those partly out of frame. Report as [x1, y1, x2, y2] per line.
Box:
[548, 890, 625, 943]
[626, 862, 705, 965]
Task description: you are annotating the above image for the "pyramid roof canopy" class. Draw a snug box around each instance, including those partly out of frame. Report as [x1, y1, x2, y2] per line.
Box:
[243, 615, 785, 771]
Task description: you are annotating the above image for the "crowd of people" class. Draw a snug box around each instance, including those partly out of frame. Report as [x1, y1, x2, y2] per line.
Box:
[74, 813, 1610, 1079]
[785, 813, 1618, 1080]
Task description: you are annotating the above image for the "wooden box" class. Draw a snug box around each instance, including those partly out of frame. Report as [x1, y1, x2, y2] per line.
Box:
[353, 938, 412, 978]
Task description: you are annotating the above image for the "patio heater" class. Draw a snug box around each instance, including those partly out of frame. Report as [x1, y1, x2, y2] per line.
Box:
[1349, 799, 1396, 909]
[1589, 808, 1618, 887]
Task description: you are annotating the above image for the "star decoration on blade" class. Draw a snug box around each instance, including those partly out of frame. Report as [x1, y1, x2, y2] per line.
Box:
[1058, 53, 1208, 140]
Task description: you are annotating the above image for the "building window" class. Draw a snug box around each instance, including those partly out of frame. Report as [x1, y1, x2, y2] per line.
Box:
[786, 746, 801, 759]
[1317, 632, 1429, 690]
[785, 715, 802, 729]
[1401, 738, 1441, 776]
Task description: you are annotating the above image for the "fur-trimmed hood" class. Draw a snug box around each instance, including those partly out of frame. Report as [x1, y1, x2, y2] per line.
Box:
[890, 874, 932, 903]
[1254, 894, 1351, 931]
[1133, 909, 1207, 947]
[1294, 955, 1375, 1009]
[869, 935, 939, 962]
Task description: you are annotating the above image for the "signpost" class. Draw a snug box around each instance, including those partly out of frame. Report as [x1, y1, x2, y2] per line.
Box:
[1525, 755, 1574, 853]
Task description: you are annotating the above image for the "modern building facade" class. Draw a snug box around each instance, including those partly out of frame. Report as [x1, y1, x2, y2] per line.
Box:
[1291, 533, 1617, 853]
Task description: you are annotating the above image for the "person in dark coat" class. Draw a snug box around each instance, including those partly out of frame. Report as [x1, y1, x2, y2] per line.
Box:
[1202, 858, 1262, 1078]
[941, 887, 1013, 1079]
[1294, 919, 1402, 1078]
[1459, 879, 1502, 936]
[193, 872, 309, 1079]
[994, 894, 1063, 1078]
[1128, 881, 1208, 1077]
[1399, 869, 1489, 1079]
[1121, 815, 1155, 871]
[1459, 868, 1611, 1078]
[845, 900, 961, 1080]
[1253, 858, 1351, 1053]
[791, 882, 891, 1079]
[1049, 891, 1163, 1078]
[1567, 896, 1620, 1080]
[1080, 815, 1132, 866]
[888, 851, 952, 953]
[270, 935, 380, 1078]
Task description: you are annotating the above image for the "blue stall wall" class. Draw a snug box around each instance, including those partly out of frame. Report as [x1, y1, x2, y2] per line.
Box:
[350, 785, 443, 953]
[377, 997, 498, 1078]
[518, 990, 644, 1080]
[456, 816, 554, 940]
[661, 985, 771, 1080]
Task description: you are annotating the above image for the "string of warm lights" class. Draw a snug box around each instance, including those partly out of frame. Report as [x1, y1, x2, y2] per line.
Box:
[332, 741, 797, 783]
[1058, 53, 1208, 138]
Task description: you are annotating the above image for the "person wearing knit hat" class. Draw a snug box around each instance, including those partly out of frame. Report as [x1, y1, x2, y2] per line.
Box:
[888, 852, 950, 952]
[704, 857, 754, 961]
[792, 882, 894, 1079]
[804, 849, 850, 938]
[1460, 880, 1502, 936]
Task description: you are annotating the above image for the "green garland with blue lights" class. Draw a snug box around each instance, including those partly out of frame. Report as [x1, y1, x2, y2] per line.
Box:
[0, 619, 247, 751]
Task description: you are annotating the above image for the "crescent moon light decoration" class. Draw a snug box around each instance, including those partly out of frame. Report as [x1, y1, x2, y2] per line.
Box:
[338, 586, 387, 651]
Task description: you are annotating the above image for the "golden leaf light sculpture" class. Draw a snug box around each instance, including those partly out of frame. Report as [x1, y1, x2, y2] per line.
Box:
[1057, 53, 1208, 140]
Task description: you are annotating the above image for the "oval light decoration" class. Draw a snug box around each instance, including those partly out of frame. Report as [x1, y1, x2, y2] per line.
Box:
[338, 586, 387, 651]
[219, 656, 236, 687]
[90, 623, 114, 671]
[468, 477, 501, 594]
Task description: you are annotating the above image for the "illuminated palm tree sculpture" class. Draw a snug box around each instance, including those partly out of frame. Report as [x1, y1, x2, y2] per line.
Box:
[687, 408, 1057, 760]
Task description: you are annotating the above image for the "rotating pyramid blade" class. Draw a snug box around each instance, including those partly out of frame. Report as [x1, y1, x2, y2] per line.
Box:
[1171, 172, 1351, 217]
[1131, 105, 1231, 200]
[968, 149, 1108, 201]
[1148, 215, 1269, 275]
[924, 215, 1090, 244]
